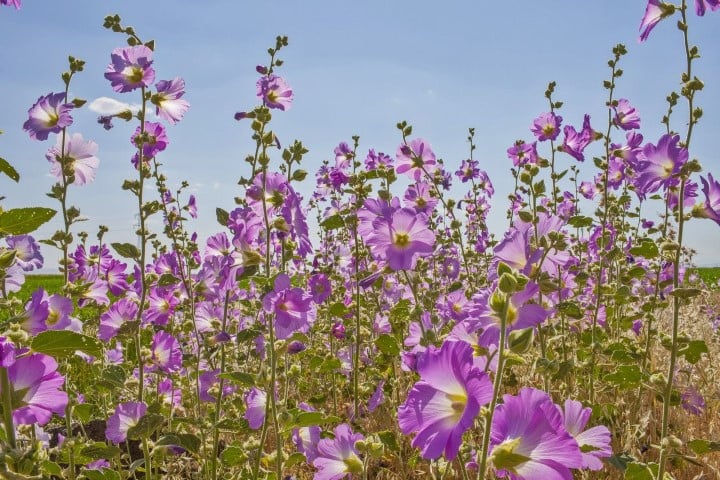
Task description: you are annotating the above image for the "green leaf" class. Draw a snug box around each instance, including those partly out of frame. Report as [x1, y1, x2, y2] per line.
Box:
[328, 302, 348, 317]
[111, 242, 140, 261]
[375, 334, 400, 356]
[378, 430, 399, 452]
[217, 371, 255, 387]
[0, 207, 56, 235]
[604, 365, 643, 389]
[156, 433, 201, 454]
[669, 287, 702, 299]
[629, 239, 659, 259]
[624, 462, 656, 480]
[679, 340, 708, 364]
[687, 439, 720, 455]
[568, 215, 594, 228]
[320, 214, 345, 230]
[220, 445, 246, 466]
[293, 412, 340, 428]
[556, 301, 583, 319]
[31, 330, 103, 358]
[41, 460, 63, 476]
[80, 442, 122, 460]
[216, 207, 229, 227]
[73, 403, 94, 423]
[284, 452, 307, 468]
[158, 273, 181, 287]
[127, 413, 164, 440]
[0, 157, 19, 182]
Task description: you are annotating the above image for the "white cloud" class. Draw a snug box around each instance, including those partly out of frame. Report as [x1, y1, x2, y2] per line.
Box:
[88, 97, 141, 116]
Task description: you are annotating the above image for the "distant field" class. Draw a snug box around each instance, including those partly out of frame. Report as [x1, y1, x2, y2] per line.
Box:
[12, 274, 64, 297]
[693, 267, 720, 287]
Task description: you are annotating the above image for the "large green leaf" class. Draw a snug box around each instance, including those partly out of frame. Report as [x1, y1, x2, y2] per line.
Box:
[0, 157, 19, 182]
[31, 330, 103, 358]
[0, 207, 56, 235]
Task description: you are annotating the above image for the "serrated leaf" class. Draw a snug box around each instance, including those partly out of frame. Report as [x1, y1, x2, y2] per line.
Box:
[111, 242, 140, 261]
[375, 334, 400, 356]
[31, 330, 103, 358]
[292, 412, 340, 429]
[220, 446, 246, 466]
[680, 340, 708, 364]
[127, 413, 164, 440]
[629, 240, 659, 259]
[0, 157, 19, 182]
[320, 214, 345, 230]
[41, 460, 63, 476]
[158, 273, 181, 287]
[604, 365, 643, 389]
[216, 207, 229, 227]
[687, 439, 720, 455]
[568, 215, 594, 228]
[81, 442, 122, 460]
[217, 371, 255, 387]
[0, 207, 56, 235]
[669, 287, 702, 299]
[156, 433, 201, 454]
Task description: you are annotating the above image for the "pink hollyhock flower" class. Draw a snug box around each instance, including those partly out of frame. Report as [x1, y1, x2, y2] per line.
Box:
[244, 387, 266, 429]
[6, 235, 43, 271]
[634, 134, 688, 198]
[696, 173, 720, 224]
[106, 402, 147, 444]
[46, 133, 100, 185]
[150, 331, 182, 373]
[404, 182, 438, 214]
[531, 112, 563, 142]
[398, 340, 493, 460]
[559, 400, 612, 470]
[293, 403, 321, 462]
[309, 273, 332, 303]
[313, 424, 365, 480]
[456, 158, 480, 182]
[23, 93, 74, 141]
[365, 207, 435, 271]
[639, 0, 674, 42]
[152, 77, 190, 124]
[396, 138, 437, 181]
[0, 0, 21, 9]
[489, 388, 582, 479]
[695, 0, 720, 15]
[561, 115, 594, 162]
[613, 99, 641, 131]
[364, 149, 392, 170]
[99, 298, 138, 341]
[0, 352, 68, 425]
[263, 274, 316, 339]
[199, 369, 237, 402]
[368, 380, 385, 413]
[507, 140, 538, 167]
[257, 74, 293, 110]
[104, 45, 155, 93]
[131, 121, 168, 164]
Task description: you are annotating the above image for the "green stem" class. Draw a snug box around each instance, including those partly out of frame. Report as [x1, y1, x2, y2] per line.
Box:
[0, 368, 16, 451]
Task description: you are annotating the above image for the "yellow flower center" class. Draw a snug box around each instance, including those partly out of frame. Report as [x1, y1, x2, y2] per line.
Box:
[542, 124, 555, 136]
[446, 392, 467, 420]
[394, 232, 410, 248]
[343, 455, 363, 474]
[490, 437, 530, 472]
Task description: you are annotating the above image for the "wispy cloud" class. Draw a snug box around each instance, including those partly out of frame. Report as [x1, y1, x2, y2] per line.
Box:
[88, 97, 141, 116]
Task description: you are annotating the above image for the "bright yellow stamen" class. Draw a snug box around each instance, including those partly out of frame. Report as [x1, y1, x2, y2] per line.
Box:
[394, 232, 410, 248]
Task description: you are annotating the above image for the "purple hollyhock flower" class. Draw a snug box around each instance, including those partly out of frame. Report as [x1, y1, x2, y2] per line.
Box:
[561, 115, 594, 162]
[185, 194, 198, 219]
[613, 99, 641, 130]
[131, 121, 168, 164]
[507, 140, 538, 167]
[46, 133, 100, 186]
[396, 138, 437, 181]
[0, 0, 22, 9]
[262, 274, 316, 339]
[365, 208, 435, 271]
[634, 134, 688, 197]
[0, 353, 68, 425]
[531, 112, 563, 142]
[404, 182, 438, 214]
[152, 77, 190, 124]
[681, 386, 706, 415]
[99, 298, 138, 341]
[697, 173, 720, 224]
[334, 141, 353, 169]
[0, 337, 16, 368]
[489, 388, 582, 479]
[257, 74, 293, 110]
[313, 423, 365, 480]
[105, 259, 129, 296]
[244, 387, 267, 429]
[640, 0, 674, 42]
[23, 93, 74, 141]
[398, 340, 493, 460]
[456, 158, 480, 182]
[309, 273, 332, 304]
[364, 148, 393, 170]
[559, 400, 612, 471]
[6, 235, 43, 271]
[199, 369, 237, 402]
[331, 322, 346, 340]
[150, 331, 182, 373]
[281, 187, 313, 258]
[696, 0, 720, 15]
[368, 380, 385, 413]
[104, 45, 155, 93]
[293, 403, 321, 462]
[106, 402, 147, 444]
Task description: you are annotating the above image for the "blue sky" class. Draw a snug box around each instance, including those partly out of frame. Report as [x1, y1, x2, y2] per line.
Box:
[1, 1, 720, 267]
